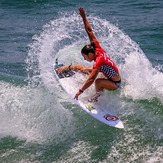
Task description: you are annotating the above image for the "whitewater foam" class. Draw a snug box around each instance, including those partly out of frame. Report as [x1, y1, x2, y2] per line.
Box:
[0, 81, 74, 142]
[26, 12, 163, 103]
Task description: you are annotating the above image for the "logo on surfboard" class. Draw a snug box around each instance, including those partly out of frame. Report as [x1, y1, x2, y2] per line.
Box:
[104, 114, 119, 121]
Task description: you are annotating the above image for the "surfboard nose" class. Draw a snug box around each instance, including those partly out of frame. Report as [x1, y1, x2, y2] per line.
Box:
[116, 121, 124, 129]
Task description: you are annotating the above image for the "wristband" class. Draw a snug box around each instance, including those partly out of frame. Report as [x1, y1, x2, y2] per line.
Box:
[79, 89, 84, 93]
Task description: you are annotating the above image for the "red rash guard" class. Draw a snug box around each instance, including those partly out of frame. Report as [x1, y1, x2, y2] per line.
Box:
[93, 41, 119, 78]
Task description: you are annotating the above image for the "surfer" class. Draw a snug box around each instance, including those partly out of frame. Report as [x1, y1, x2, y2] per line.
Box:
[57, 7, 121, 101]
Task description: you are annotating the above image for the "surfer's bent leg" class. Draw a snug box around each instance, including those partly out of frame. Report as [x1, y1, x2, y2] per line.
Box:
[95, 78, 118, 92]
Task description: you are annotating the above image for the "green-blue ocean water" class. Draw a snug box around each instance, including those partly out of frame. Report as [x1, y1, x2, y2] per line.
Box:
[0, 0, 163, 162]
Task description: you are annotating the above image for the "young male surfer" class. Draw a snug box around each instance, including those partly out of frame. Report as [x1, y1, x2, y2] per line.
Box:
[57, 7, 121, 101]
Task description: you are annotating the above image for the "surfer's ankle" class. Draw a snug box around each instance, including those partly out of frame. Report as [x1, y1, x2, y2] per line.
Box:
[88, 92, 101, 103]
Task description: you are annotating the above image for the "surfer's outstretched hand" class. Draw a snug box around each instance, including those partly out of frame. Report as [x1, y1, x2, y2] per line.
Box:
[79, 7, 86, 18]
[74, 91, 81, 100]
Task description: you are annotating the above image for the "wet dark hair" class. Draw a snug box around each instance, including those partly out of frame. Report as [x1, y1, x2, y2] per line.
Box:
[81, 42, 96, 55]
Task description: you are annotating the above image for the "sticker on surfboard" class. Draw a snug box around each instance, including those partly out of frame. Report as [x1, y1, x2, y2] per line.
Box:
[104, 114, 119, 121]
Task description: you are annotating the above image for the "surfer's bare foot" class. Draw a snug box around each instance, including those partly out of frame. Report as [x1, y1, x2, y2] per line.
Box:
[88, 92, 101, 103]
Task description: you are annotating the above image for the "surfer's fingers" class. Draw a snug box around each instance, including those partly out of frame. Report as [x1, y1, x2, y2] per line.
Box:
[79, 7, 84, 11]
[56, 67, 62, 73]
[78, 8, 85, 17]
[74, 93, 79, 100]
[74, 96, 78, 100]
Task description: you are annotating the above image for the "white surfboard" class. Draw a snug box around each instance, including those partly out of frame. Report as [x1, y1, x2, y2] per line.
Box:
[53, 63, 124, 129]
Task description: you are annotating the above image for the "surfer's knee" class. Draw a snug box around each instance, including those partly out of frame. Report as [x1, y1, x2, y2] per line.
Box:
[95, 79, 104, 91]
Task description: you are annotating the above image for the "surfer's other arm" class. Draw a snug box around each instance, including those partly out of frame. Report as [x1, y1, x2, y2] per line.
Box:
[79, 7, 97, 43]
[74, 68, 99, 100]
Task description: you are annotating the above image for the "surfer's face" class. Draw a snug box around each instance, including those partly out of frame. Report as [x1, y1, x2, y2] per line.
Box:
[82, 53, 94, 62]
[82, 53, 90, 61]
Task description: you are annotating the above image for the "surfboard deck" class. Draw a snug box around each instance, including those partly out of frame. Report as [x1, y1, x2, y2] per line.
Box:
[53, 64, 124, 129]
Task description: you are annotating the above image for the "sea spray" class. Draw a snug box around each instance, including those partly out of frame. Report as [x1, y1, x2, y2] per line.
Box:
[0, 81, 75, 142]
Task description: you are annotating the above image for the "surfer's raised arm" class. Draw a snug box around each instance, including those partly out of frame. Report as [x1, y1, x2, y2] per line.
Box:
[79, 8, 97, 43]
